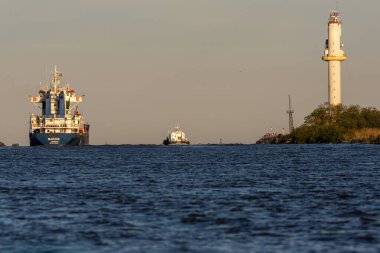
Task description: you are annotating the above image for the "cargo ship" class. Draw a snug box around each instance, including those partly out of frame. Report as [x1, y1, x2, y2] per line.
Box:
[163, 124, 190, 145]
[29, 66, 89, 146]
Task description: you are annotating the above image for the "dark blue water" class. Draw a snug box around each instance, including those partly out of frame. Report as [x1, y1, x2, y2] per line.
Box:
[0, 145, 379, 253]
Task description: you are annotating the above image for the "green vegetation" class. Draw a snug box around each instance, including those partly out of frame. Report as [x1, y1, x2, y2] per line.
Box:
[290, 104, 380, 144]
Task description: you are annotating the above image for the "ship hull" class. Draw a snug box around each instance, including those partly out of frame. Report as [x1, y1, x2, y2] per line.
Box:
[164, 143, 190, 146]
[163, 138, 190, 145]
[29, 132, 89, 146]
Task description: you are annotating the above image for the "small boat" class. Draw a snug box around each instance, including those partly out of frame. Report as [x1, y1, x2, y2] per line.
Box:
[163, 124, 190, 145]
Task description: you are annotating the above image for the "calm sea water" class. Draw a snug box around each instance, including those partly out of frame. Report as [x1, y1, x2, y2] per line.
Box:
[0, 145, 379, 253]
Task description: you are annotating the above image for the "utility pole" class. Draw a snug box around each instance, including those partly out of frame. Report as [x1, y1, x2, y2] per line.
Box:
[286, 95, 294, 133]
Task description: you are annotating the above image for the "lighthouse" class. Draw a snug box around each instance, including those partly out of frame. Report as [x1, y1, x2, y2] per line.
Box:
[322, 11, 347, 105]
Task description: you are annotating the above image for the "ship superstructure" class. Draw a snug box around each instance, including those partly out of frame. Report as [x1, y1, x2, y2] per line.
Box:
[163, 124, 190, 145]
[29, 67, 89, 146]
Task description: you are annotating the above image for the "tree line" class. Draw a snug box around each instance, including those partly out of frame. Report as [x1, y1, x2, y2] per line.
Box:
[289, 104, 380, 143]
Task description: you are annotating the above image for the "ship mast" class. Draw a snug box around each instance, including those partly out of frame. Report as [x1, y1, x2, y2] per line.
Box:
[51, 65, 62, 93]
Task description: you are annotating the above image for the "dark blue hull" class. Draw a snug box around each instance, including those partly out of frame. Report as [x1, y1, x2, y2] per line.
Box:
[29, 133, 89, 146]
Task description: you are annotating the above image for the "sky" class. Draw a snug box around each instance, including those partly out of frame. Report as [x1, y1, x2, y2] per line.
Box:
[1, 0, 380, 145]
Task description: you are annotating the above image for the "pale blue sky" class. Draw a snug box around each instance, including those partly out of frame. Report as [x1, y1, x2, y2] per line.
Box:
[1, 0, 379, 145]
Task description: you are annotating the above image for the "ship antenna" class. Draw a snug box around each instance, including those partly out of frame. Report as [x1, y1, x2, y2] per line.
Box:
[45, 65, 48, 86]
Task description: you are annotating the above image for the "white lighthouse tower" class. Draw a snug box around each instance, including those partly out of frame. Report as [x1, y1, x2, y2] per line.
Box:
[322, 11, 347, 105]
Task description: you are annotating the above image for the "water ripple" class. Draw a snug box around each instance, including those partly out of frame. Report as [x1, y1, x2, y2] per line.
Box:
[0, 145, 379, 252]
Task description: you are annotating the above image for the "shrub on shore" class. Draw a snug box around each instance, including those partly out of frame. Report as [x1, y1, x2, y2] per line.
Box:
[292, 104, 380, 144]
